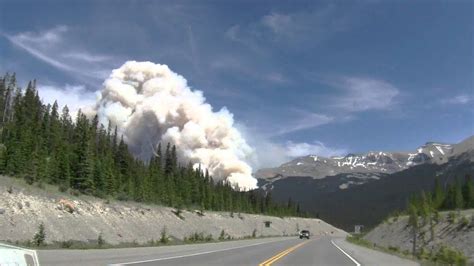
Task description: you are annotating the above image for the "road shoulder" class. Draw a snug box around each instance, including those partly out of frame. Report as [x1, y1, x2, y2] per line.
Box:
[332, 238, 419, 266]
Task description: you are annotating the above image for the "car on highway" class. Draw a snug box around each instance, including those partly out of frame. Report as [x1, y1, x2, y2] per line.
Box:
[299, 230, 310, 239]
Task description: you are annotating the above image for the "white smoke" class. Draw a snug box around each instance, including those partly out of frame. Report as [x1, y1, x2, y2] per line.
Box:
[94, 61, 257, 190]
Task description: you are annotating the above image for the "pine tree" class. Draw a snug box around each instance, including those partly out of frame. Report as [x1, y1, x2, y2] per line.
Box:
[454, 179, 464, 210]
[71, 111, 95, 193]
[164, 142, 173, 176]
[33, 222, 46, 246]
[443, 184, 455, 210]
[408, 204, 419, 256]
[0, 74, 301, 219]
[462, 175, 474, 208]
[432, 177, 445, 209]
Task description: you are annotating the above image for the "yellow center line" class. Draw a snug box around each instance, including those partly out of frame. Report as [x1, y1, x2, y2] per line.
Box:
[258, 239, 313, 266]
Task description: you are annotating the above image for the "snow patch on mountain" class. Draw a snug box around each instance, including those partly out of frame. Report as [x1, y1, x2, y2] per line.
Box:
[255, 138, 474, 190]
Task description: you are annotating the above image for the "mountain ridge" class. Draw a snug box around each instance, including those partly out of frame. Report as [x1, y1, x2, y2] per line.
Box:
[256, 135, 474, 230]
[256, 136, 474, 188]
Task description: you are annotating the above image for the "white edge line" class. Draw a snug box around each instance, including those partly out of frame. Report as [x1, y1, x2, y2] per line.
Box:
[109, 238, 290, 265]
[330, 239, 361, 266]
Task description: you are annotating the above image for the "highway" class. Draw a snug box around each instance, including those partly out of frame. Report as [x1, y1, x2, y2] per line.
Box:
[37, 236, 418, 266]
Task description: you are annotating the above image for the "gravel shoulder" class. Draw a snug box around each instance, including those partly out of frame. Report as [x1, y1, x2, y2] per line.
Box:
[333, 237, 419, 266]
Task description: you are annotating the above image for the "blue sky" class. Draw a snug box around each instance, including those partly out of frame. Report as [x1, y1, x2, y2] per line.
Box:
[0, 0, 473, 166]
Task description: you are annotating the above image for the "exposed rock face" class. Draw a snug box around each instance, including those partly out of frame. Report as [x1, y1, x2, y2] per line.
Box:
[0, 176, 346, 245]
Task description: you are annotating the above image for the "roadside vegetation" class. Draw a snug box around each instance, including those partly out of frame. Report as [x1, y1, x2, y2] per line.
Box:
[0, 73, 308, 218]
[402, 176, 471, 265]
[5, 222, 275, 250]
[347, 234, 467, 265]
[349, 176, 473, 265]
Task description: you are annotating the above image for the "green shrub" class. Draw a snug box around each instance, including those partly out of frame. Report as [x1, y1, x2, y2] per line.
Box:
[388, 246, 400, 252]
[98, 233, 105, 247]
[60, 240, 73, 248]
[434, 211, 440, 224]
[346, 235, 372, 248]
[35, 181, 44, 189]
[434, 245, 467, 265]
[219, 229, 226, 241]
[33, 223, 46, 246]
[185, 232, 211, 243]
[116, 192, 129, 201]
[160, 227, 169, 244]
[459, 216, 469, 229]
[252, 229, 257, 238]
[58, 182, 68, 193]
[447, 211, 457, 224]
[417, 247, 431, 260]
[24, 174, 34, 185]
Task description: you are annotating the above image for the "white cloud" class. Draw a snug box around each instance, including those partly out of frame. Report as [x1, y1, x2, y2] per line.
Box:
[265, 72, 290, 84]
[330, 77, 400, 112]
[61, 52, 112, 63]
[442, 94, 472, 105]
[285, 141, 347, 158]
[250, 139, 346, 168]
[275, 111, 333, 136]
[37, 84, 98, 118]
[5, 26, 114, 84]
[261, 12, 293, 35]
[238, 123, 345, 169]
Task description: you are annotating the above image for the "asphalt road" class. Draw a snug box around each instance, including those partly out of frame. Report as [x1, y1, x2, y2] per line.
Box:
[37, 236, 418, 266]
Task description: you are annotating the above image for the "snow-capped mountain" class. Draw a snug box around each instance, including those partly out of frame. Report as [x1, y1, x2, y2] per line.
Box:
[256, 136, 474, 230]
[256, 137, 471, 185]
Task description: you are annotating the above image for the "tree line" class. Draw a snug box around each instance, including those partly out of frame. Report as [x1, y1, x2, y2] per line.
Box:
[0, 73, 307, 217]
[408, 175, 474, 216]
[406, 175, 473, 257]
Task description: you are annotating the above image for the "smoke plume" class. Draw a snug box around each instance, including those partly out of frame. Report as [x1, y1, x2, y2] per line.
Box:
[94, 61, 257, 190]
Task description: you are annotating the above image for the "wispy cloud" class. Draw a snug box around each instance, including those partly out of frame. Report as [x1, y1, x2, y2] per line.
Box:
[226, 4, 352, 49]
[5, 26, 73, 72]
[441, 94, 472, 105]
[275, 110, 333, 136]
[4, 26, 116, 86]
[285, 141, 347, 158]
[328, 77, 400, 112]
[265, 72, 290, 84]
[209, 55, 291, 86]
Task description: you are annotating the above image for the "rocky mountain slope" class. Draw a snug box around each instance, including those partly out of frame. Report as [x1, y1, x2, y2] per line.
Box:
[257, 136, 474, 230]
[364, 209, 474, 264]
[0, 175, 346, 246]
[256, 136, 473, 188]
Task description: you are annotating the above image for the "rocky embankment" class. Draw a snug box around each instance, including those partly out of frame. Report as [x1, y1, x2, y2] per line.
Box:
[0, 176, 346, 245]
[364, 210, 474, 263]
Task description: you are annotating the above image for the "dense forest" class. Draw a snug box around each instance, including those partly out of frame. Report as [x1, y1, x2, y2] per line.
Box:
[0, 73, 306, 217]
[408, 175, 474, 216]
